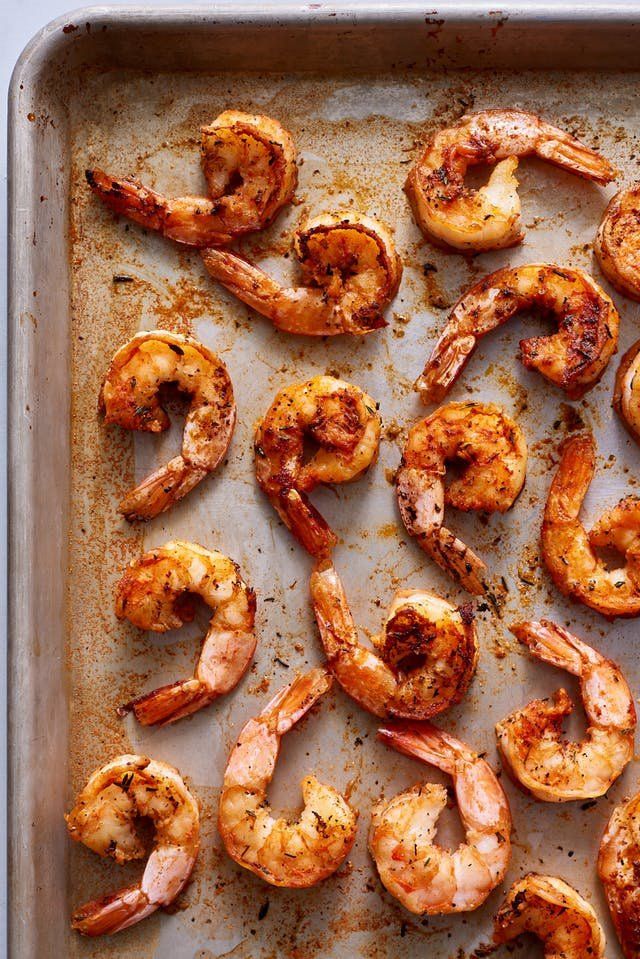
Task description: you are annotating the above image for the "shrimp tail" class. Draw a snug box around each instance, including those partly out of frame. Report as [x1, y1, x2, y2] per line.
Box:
[86, 169, 167, 231]
[536, 125, 617, 183]
[415, 333, 477, 404]
[421, 527, 490, 597]
[202, 248, 283, 314]
[309, 561, 359, 658]
[378, 720, 464, 775]
[263, 666, 332, 735]
[71, 885, 156, 937]
[544, 432, 595, 522]
[278, 489, 338, 558]
[510, 620, 586, 675]
[119, 457, 207, 522]
[118, 678, 212, 727]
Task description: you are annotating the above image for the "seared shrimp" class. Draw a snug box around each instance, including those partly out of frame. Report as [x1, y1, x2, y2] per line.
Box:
[255, 375, 381, 557]
[406, 109, 615, 252]
[66, 755, 199, 936]
[416, 265, 619, 404]
[370, 722, 511, 914]
[310, 560, 477, 719]
[614, 339, 640, 444]
[599, 790, 640, 958]
[218, 667, 357, 887]
[496, 620, 635, 801]
[596, 183, 640, 300]
[100, 330, 235, 521]
[396, 402, 527, 594]
[542, 431, 640, 618]
[202, 211, 402, 335]
[87, 111, 297, 247]
[494, 873, 606, 959]
[116, 541, 256, 726]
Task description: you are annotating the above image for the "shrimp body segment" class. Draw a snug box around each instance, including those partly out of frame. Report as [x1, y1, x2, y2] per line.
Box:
[66, 755, 199, 936]
[202, 211, 402, 335]
[496, 620, 635, 801]
[599, 790, 640, 958]
[396, 402, 527, 594]
[218, 668, 358, 887]
[100, 330, 235, 521]
[493, 873, 607, 959]
[595, 183, 640, 300]
[542, 431, 640, 618]
[255, 376, 381, 557]
[310, 561, 477, 718]
[87, 111, 297, 247]
[614, 339, 640, 444]
[406, 109, 615, 252]
[416, 264, 619, 404]
[370, 722, 512, 915]
[116, 541, 256, 726]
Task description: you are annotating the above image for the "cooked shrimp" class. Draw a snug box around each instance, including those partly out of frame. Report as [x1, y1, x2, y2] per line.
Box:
[396, 401, 527, 595]
[86, 110, 297, 247]
[614, 339, 640, 444]
[370, 721, 512, 914]
[255, 375, 381, 557]
[493, 873, 606, 958]
[595, 183, 640, 300]
[416, 265, 619, 404]
[218, 667, 358, 887]
[100, 330, 235, 521]
[542, 431, 640, 618]
[115, 541, 256, 726]
[599, 790, 640, 958]
[66, 755, 199, 936]
[406, 109, 615, 252]
[202, 211, 402, 335]
[496, 620, 635, 801]
[310, 560, 477, 718]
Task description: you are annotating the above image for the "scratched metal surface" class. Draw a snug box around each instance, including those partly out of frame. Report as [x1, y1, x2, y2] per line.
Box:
[10, 12, 640, 959]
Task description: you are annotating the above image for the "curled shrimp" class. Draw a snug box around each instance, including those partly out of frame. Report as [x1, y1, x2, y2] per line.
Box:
[370, 721, 512, 914]
[255, 375, 381, 557]
[542, 431, 640, 618]
[416, 265, 619, 404]
[495, 620, 635, 801]
[396, 401, 527, 595]
[493, 873, 607, 959]
[218, 667, 358, 887]
[202, 211, 402, 335]
[406, 109, 615, 252]
[66, 755, 199, 936]
[310, 560, 477, 719]
[86, 110, 297, 247]
[595, 183, 640, 300]
[599, 790, 640, 958]
[614, 339, 640, 444]
[100, 330, 235, 521]
[115, 541, 256, 726]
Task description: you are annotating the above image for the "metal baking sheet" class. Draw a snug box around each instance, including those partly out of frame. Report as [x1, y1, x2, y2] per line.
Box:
[9, 5, 640, 957]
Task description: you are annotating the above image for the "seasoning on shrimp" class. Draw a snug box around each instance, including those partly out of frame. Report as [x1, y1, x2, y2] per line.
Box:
[406, 109, 616, 252]
[396, 401, 527, 595]
[218, 667, 358, 887]
[416, 264, 619, 404]
[496, 620, 636, 801]
[202, 211, 402, 335]
[255, 375, 381, 557]
[100, 330, 235, 521]
[116, 541, 256, 726]
[613, 338, 640, 444]
[87, 110, 297, 247]
[370, 721, 512, 914]
[542, 431, 640, 618]
[493, 873, 607, 958]
[599, 789, 640, 958]
[310, 560, 477, 718]
[66, 755, 199, 936]
[595, 183, 640, 300]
